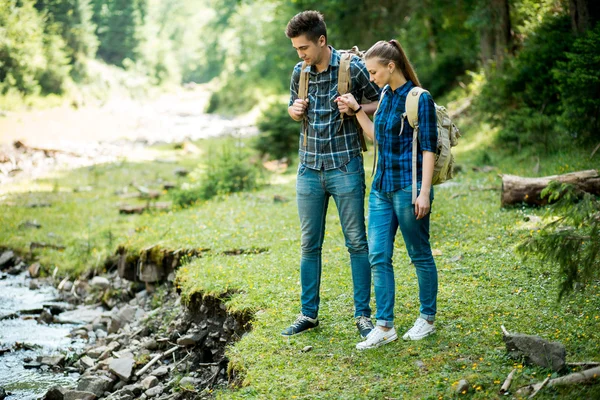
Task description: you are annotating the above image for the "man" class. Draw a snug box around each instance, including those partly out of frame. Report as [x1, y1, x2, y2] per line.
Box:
[282, 10, 381, 338]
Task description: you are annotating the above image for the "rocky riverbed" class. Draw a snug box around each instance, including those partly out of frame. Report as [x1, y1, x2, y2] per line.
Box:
[0, 249, 252, 400]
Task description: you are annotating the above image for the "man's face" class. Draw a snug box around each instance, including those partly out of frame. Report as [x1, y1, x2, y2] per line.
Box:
[291, 34, 326, 66]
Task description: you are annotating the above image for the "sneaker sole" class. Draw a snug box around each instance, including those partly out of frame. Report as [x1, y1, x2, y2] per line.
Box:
[356, 333, 398, 350]
[281, 326, 318, 337]
[402, 329, 436, 341]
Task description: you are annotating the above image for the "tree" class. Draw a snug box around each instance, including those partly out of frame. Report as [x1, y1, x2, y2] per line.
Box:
[569, 0, 600, 34]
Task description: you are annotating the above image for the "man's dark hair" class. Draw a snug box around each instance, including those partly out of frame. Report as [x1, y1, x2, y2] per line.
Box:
[285, 10, 327, 43]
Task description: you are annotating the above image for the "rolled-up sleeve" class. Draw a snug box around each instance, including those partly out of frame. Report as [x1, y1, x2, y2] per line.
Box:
[417, 92, 438, 152]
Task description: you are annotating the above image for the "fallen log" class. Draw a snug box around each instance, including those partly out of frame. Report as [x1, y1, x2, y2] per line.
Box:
[500, 368, 516, 394]
[516, 366, 600, 397]
[501, 169, 600, 207]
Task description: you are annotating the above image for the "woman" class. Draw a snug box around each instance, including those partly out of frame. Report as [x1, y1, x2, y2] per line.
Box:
[336, 40, 439, 349]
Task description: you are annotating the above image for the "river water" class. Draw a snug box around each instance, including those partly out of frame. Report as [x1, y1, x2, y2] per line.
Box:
[0, 272, 85, 399]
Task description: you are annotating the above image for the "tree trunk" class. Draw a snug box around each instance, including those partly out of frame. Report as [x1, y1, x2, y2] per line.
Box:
[480, 0, 513, 69]
[569, 0, 600, 35]
[501, 169, 600, 207]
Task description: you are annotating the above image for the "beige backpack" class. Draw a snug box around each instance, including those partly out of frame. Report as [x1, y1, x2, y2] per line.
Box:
[297, 47, 368, 151]
[403, 87, 461, 203]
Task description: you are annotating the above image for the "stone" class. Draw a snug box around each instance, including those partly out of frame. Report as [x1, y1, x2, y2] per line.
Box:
[109, 356, 135, 381]
[144, 384, 163, 398]
[79, 355, 95, 369]
[40, 354, 66, 367]
[28, 262, 41, 278]
[141, 375, 159, 390]
[503, 333, 566, 372]
[0, 387, 6, 400]
[117, 305, 139, 323]
[107, 317, 123, 334]
[150, 366, 169, 377]
[178, 377, 199, 388]
[141, 339, 158, 350]
[90, 276, 110, 289]
[63, 390, 97, 400]
[23, 361, 42, 369]
[43, 386, 67, 400]
[0, 251, 15, 270]
[29, 279, 40, 290]
[88, 346, 108, 359]
[38, 309, 55, 324]
[456, 379, 469, 394]
[77, 375, 114, 397]
[122, 384, 144, 396]
[176, 331, 208, 347]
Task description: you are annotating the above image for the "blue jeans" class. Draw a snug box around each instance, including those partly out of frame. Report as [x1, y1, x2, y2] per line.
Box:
[296, 156, 371, 319]
[368, 185, 437, 327]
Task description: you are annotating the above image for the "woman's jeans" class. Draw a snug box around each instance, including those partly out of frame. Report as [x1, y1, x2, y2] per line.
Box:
[296, 156, 371, 320]
[368, 185, 437, 328]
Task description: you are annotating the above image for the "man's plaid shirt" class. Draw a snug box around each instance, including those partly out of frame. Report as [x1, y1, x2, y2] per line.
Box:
[289, 47, 381, 170]
[372, 80, 438, 193]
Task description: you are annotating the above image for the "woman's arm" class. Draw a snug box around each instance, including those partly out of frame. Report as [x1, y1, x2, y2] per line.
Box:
[415, 150, 434, 220]
[335, 94, 375, 141]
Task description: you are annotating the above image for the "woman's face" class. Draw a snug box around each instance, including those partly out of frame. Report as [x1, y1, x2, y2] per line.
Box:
[366, 58, 392, 88]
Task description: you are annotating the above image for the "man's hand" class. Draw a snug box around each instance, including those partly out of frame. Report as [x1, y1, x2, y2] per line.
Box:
[289, 98, 309, 121]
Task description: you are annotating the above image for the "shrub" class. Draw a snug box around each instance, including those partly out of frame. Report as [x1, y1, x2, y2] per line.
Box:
[555, 22, 600, 144]
[171, 146, 263, 207]
[254, 101, 300, 160]
[476, 14, 573, 151]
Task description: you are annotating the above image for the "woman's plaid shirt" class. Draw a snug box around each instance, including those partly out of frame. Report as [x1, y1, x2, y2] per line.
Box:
[372, 80, 438, 193]
[289, 47, 381, 171]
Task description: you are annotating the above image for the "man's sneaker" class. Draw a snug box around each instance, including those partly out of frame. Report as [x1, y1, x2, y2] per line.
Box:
[402, 317, 435, 340]
[281, 314, 319, 336]
[355, 316, 374, 338]
[356, 326, 398, 350]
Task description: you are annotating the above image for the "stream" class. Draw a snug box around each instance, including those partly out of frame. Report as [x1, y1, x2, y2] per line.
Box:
[0, 272, 90, 399]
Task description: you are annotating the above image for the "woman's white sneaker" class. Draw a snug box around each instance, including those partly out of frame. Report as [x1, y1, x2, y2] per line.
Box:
[402, 317, 435, 340]
[356, 327, 397, 350]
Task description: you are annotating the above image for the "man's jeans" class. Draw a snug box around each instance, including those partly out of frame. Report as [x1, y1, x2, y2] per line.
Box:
[296, 156, 371, 319]
[368, 185, 437, 327]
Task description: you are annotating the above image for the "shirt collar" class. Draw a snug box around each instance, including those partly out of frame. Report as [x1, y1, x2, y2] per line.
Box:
[309, 46, 338, 74]
[382, 80, 415, 97]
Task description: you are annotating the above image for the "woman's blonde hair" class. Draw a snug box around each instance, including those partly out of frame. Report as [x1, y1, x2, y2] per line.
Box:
[365, 40, 421, 87]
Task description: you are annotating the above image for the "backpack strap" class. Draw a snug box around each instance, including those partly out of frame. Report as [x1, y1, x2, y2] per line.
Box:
[370, 89, 388, 177]
[337, 52, 368, 152]
[405, 87, 428, 204]
[298, 62, 310, 148]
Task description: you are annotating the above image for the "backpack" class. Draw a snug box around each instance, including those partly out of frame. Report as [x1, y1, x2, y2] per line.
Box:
[402, 87, 461, 203]
[297, 46, 369, 151]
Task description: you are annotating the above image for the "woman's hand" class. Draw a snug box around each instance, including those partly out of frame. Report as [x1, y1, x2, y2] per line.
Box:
[414, 191, 431, 220]
[335, 93, 359, 115]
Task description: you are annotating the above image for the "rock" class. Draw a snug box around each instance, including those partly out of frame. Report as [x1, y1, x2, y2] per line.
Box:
[63, 390, 97, 400]
[415, 360, 427, 371]
[456, 379, 469, 394]
[29, 280, 40, 290]
[38, 309, 55, 324]
[503, 333, 566, 372]
[0, 251, 15, 270]
[109, 356, 135, 381]
[144, 384, 163, 398]
[150, 365, 169, 377]
[58, 280, 73, 292]
[141, 375, 159, 390]
[90, 276, 110, 289]
[40, 354, 66, 367]
[179, 377, 199, 388]
[176, 331, 208, 347]
[23, 361, 42, 369]
[122, 384, 144, 396]
[141, 339, 158, 350]
[0, 387, 6, 400]
[88, 346, 108, 359]
[301, 346, 313, 353]
[174, 168, 189, 177]
[77, 375, 114, 396]
[43, 385, 67, 400]
[79, 355, 95, 369]
[28, 262, 41, 278]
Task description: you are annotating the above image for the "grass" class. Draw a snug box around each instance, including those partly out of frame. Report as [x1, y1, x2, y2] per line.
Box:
[1, 124, 599, 399]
